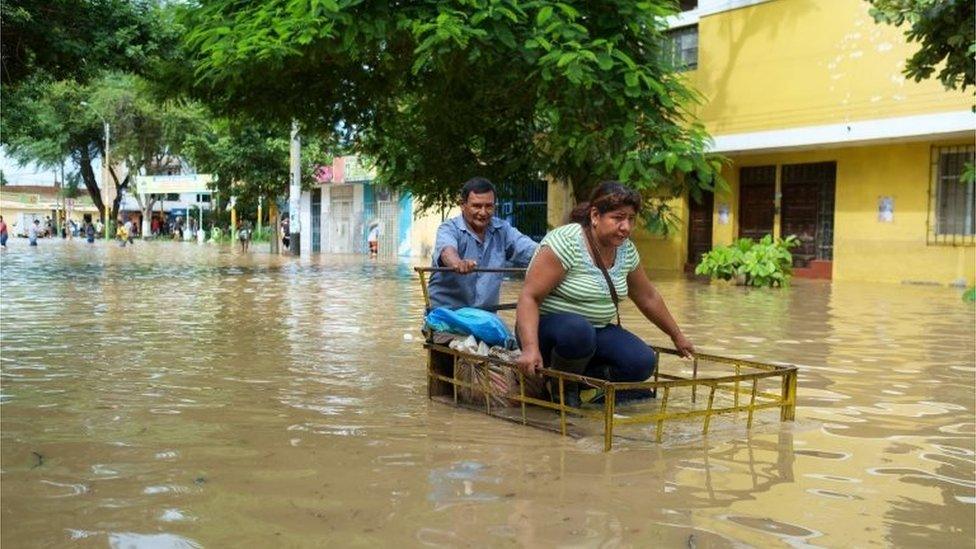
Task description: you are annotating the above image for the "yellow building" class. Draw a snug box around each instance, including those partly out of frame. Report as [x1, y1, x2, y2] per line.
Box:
[0, 185, 98, 236]
[631, 0, 974, 285]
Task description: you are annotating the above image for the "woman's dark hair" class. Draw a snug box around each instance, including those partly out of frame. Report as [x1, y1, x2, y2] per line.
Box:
[568, 181, 642, 225]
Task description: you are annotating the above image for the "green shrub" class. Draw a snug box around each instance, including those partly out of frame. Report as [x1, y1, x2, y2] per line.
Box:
[964, 287, 976, 303]
[695, 235, 800, 287]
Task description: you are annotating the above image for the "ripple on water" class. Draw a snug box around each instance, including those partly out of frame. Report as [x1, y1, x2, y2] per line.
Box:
[108, 532, 202, 549]
[39, 480, 89, 498]
[722, 515, 821, 541]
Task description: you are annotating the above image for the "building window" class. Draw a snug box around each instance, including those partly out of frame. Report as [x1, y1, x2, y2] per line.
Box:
[196, 194, 211, 203]
[165, 193, 180, 201]
[667, 25, 698, 71]
[929, 145, 975, 246]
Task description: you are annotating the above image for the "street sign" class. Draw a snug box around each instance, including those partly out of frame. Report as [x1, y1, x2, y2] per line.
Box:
[134, 174, 215, 194]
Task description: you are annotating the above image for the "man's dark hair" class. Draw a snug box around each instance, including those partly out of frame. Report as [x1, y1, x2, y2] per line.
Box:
[460, 177, 496, 203]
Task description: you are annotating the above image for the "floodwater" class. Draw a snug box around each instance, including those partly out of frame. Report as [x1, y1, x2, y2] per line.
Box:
[1, 239, 973, 548]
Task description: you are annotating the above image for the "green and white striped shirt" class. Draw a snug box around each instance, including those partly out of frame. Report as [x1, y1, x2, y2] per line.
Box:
[533, 223, 640, 328]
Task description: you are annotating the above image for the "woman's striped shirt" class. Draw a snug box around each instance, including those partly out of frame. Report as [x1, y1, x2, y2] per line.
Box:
[533, 223, 640, 327]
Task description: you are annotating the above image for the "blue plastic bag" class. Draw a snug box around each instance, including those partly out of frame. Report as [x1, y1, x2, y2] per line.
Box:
[424, 307, 514, 348]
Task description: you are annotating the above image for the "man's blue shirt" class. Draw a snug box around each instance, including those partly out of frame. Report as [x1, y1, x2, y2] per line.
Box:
[427, 216, 538, 310]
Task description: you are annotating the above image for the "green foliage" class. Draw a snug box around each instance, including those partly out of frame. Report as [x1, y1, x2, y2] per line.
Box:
[1, 72, 212, 223]
[867, 0, 975, 91]
[2, 77, 97, 169]
[91, 74, 209, 176]
[964, 287, 976, 303]
[695, 235, 800, 288]
[962, 162, 975, 185]
[1, 0, 176, 96]
[177, 0, 726, 212]
[180, 118, 333, 222]
[1, 0, 179, 220]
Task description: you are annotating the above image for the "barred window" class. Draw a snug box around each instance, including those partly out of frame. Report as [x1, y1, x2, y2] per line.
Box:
[929, 145, 975, 246]
[667, 25, 698, 71]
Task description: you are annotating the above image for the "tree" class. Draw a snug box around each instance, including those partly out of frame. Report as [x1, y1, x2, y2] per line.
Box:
[2, 77, 110, 214]
[1, 0, 174, 91]
[180, 117, 333, 228]
[867, 0, 975, 91]
[177, 0, 724, 222]
[1, 73, 210, 231]
[2, 0, 180, 225]
[91, 74, 212, 236]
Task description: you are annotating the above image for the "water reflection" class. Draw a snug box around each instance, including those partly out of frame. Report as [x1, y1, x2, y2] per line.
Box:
[0, 240, 973, 546]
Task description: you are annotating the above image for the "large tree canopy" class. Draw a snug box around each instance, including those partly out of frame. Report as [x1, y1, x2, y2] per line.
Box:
[867, 0, 975, 91]
[0, 0, 173, 91]
[2, 73, 210, 223]
[178, 0, 723, 213]
[180, 117, 333, 220]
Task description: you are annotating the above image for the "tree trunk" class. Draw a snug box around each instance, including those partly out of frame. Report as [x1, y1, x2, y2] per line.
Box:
[109, 168, 127, 229]
[77, 147, 105, 218]
[133, 192, 157, 237]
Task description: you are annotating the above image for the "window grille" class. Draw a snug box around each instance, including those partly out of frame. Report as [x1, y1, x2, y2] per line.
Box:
[331, 184, 354, 200]
[667, 25, 698, 71]
[928, 145, 975, 246]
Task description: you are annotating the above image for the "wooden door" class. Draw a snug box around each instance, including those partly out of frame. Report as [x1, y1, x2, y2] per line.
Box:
[686, 191, 713, 267]
[738, 166, 776, 240]
[781, 162, 835, 265]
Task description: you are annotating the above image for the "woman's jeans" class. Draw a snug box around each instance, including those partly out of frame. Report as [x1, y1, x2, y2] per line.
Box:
[537, 313, 657, 397]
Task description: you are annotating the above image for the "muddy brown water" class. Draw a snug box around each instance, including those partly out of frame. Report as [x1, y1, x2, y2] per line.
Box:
[1, 240, 973, 547]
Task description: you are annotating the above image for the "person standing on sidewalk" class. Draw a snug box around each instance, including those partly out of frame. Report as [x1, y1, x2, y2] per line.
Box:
[0, 216, 8, 248]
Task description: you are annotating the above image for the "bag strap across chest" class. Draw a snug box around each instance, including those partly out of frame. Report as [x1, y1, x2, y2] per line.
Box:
[583, 225, 621, 326]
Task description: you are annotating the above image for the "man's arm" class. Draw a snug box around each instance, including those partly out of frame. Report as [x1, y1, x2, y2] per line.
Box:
[434, 221, 477, 274]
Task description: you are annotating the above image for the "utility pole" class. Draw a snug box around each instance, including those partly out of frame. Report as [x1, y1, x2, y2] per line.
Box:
[269, 202, 279, 254]
[54, 173, 61, 238]
[257, 195, 263, 238]
[288, 120, 301, 255]
[103, 120, 111, 241]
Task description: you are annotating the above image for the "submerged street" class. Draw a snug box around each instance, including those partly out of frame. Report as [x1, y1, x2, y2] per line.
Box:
[1, 240, 973, 547]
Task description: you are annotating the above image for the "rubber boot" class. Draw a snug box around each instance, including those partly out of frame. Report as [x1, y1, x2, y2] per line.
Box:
[547, 350, 593, 409]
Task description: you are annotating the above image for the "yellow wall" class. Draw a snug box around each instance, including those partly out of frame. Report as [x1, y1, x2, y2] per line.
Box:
[691, 0, 971, 134]
[411, 204, 459, 260]
[0, 205, 97, 235]
[546, 178, 575, 230]
[632, 197, 689, 274]
[546, 180, 690, 273]
[716, 140, 975, 286]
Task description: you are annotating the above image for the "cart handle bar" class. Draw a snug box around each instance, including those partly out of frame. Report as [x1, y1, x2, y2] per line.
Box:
[414, 267, 526, 274]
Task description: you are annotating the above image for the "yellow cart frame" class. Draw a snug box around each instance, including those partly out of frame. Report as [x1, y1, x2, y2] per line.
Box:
[416, 267, 798, 451]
